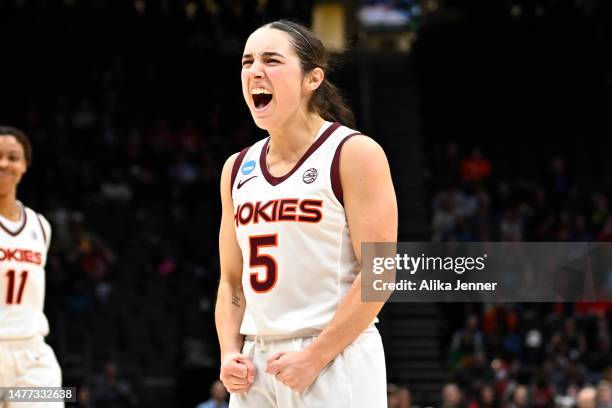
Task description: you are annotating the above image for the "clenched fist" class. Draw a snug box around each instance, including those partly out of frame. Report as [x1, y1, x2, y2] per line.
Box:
[220, 353, 256, 394]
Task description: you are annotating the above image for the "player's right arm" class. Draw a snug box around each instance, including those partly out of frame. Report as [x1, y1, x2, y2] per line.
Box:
[216, 153, 255, 393]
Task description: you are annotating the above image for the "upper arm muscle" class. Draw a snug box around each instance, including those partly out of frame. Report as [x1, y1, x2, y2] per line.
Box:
[340, 136, 398, 262]
[219, 153, 244, 287]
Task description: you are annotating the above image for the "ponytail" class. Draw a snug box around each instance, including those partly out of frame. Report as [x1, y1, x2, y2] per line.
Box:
[310, 76, 356, 129]
[266, 20, 356, 129]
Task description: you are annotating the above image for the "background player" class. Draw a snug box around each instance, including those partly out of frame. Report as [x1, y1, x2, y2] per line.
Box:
[216, 20, 397, 407]
[0, 126, 63, 408]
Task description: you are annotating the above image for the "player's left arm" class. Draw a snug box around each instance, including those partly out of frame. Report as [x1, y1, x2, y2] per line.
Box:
[266, 135, 397, 391]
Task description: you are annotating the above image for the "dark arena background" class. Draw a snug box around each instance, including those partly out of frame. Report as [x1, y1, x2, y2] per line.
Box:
[2, 0, 612, 407]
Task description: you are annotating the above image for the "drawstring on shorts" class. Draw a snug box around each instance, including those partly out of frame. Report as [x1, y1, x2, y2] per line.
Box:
[255, 335, 267, 353]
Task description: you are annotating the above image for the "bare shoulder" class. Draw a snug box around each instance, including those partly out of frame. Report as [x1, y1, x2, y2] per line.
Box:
[222, 152, 240, 176]
[342, 134, 384, 152]
[220, 152, 241, 186]
[340, 135, 390, 172]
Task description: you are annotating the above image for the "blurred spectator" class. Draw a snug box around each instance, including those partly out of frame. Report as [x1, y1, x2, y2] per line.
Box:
[547, 317, 587, 363]
[468, 384, 498, 408]
[597, 380, 612, 408]
[100, 170, 133, 202]
[76, 233, 115, 281]
[570, 214, 593, 241]
[397, 386, 413, 408]
[78, 385, 95, 408]
[195, 380, 228, 408]
[460, 148, 491, 184]
[500, 209, 523, 241]
[591, 194, 609, 232]
[432, 193, 456, 241]
[442, 383, 465, 408]
[176, 119, 203, 153]
[506, 385, 529, 408]
[89, 360, 137, 408]
[482, 305, 518, 339]
[388, 383, 414, 408]
[598, 216, 612, 241]
[388, 383, 400, 408]
[169, 155, 200, 184]
[577, 387, 597, 408]
[530, 376, 554, 408]
[449, 315, 484, 369]
[435, 142, 461, 186]
[72, 98, 98, 131]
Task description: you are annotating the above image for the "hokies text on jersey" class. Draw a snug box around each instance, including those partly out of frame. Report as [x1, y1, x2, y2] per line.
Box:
[234, 198, 323, 227]
[0, 247, 43, 265]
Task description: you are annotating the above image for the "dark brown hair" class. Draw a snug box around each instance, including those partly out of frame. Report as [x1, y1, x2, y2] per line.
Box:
[0, 126, 32, 167]
[265, 20, 356, 129]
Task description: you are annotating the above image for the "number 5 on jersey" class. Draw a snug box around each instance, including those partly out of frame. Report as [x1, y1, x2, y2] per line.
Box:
[249, 234, 278, 293]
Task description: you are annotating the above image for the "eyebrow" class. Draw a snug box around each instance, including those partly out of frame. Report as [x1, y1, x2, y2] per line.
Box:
[242, 51, 285, 60]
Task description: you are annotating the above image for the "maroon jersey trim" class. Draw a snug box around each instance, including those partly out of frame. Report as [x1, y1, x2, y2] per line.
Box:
[0, 203, 27, 237]
[260, 122, 341, 187]
[230, 147, 251, 197]
[36, 213, 48, 246]
[331, 133, 362, 205]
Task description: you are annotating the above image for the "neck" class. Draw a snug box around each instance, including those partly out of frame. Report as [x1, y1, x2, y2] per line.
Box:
[0, 190, 20, 221]
[267, 112, 325, 160]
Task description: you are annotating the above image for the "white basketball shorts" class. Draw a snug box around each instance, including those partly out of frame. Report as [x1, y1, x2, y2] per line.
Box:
[0, 336, 63, 408]
[229, 330, 387, 408]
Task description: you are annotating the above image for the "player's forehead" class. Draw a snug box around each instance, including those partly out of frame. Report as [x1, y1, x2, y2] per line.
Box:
[0, 135, 24, 153]
[243, 27, 297, 59]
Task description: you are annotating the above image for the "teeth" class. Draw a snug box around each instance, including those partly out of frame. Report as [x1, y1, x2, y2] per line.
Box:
[252, 88, 272, 95]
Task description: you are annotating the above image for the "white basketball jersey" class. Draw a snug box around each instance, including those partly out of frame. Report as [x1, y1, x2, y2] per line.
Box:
[0, 203, 51, 339]
[231, 122, 362, 336]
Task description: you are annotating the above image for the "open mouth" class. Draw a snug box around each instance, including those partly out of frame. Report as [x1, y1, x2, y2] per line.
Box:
[252, 88, 273, 110]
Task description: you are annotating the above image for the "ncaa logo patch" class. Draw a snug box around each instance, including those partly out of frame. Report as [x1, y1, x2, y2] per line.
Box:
[242, 160, 256, 175]
[302, 168, 318, 184]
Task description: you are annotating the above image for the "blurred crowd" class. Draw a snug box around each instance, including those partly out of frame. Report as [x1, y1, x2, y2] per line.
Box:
[425, 140, 612, 408]
[441, 304, 612, 407]
[429, 143, 612, 243]
[421, 0, 612, 401]
[1, 0, 310, 406]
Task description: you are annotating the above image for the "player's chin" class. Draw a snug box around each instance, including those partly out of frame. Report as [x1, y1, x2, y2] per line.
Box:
[249, 106, 279, 130]
[250, 116, 274, 131]
[0, 181, 16, 194]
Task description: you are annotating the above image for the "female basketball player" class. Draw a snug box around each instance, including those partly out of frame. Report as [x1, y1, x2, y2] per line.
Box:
[216, 21, 397, 407]
[0, 126, 63, 407]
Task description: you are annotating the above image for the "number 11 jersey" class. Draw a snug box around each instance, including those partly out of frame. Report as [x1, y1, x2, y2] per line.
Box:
[0, 203, 51, 339]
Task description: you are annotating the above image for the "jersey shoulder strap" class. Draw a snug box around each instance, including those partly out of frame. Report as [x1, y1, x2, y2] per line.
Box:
[230, 146, 251, 197]
[34, 212, 51, 249]
[330, 130, 363, 205]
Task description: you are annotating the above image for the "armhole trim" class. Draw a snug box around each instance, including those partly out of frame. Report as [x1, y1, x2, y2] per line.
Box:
[36, 213, 48, 247]
[230, 147, 251, 198]
[331, 133, 362, 205]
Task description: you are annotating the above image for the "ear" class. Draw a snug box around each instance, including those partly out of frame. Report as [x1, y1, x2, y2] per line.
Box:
[304, 67, 324, 92]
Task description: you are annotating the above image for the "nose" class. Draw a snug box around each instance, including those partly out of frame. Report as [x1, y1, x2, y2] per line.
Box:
[249, 59, 265, 80]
